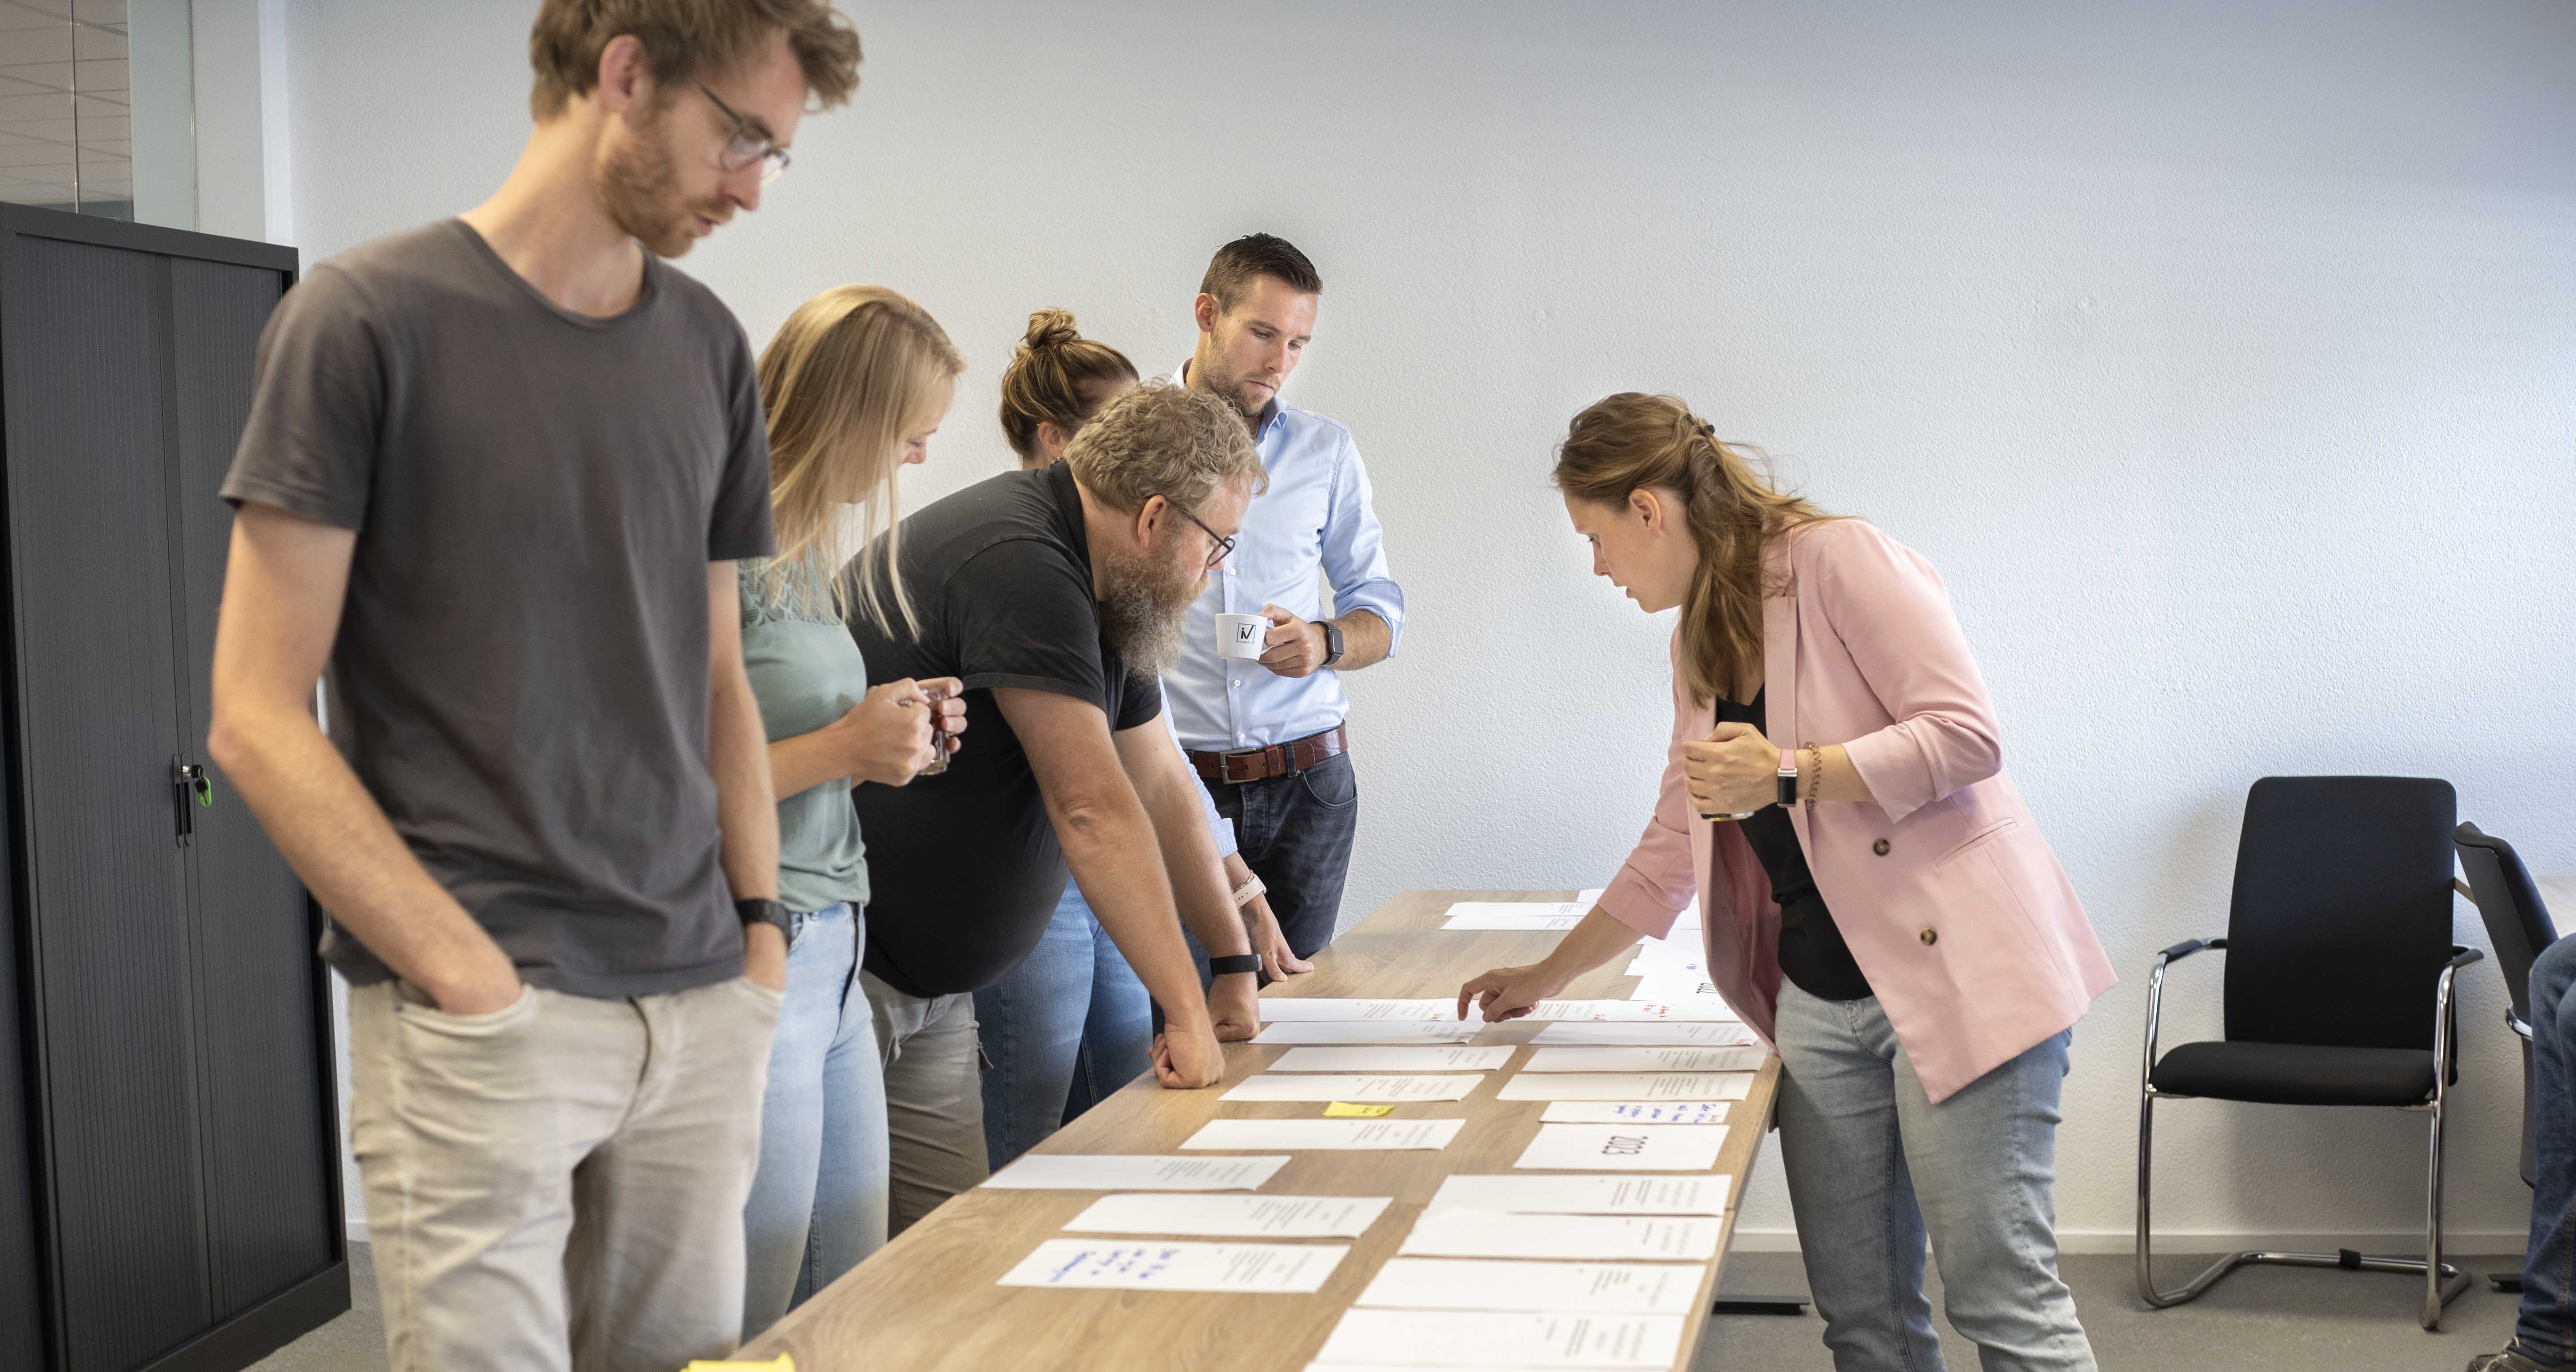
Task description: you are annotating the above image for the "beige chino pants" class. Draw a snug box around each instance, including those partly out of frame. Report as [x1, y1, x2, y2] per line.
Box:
[348, 975, 782, 1372]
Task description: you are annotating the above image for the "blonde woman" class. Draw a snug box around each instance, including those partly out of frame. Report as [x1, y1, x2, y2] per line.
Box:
[738, 286, 966, 1336]
[972, 312, 1306, 1169]
[1459, 394, 2113, 1371]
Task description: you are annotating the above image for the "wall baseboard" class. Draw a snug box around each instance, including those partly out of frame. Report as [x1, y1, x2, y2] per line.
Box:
[1728, 1226, 2529, 1256]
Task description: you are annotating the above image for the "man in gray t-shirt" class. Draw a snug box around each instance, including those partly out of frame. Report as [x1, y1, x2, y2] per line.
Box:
[206, 6, 862, 1368]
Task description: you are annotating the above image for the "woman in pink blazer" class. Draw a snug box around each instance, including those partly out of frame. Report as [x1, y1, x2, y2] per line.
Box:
[1461, 393, 2115, 1372]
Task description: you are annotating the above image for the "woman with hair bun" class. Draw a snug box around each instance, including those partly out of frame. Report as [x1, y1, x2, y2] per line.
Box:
[1460, 393, 2112, 1371]
[973, 309, 1307, 1168]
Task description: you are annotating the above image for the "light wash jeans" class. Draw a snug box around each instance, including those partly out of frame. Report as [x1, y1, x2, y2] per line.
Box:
[973, 881, 1156, 1168]
[740, 904, 888, 1342]
[1774, 980, 2096, 1372]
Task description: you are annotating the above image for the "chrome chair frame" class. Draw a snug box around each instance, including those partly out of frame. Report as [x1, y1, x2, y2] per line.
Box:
[2135, 936, 2484, 1330]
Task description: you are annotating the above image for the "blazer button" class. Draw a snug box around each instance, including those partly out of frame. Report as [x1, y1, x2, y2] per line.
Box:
[1873, 838, 1892, 856]
[1920, 928, 1938, 946]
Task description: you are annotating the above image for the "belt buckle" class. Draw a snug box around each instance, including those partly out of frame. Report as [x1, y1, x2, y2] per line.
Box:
[1220, 750, 1264, 784]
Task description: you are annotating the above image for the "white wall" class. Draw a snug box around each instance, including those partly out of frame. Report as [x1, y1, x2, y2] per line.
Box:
[280, 0, 2576, 1251]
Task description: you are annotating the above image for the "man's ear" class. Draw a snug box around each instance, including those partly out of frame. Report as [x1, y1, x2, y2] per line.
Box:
[595, 33, 648, 117]
[1193, 293, 1219, 335]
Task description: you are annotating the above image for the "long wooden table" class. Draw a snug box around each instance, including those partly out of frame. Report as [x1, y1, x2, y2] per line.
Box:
[741, 889, 1777, 1371]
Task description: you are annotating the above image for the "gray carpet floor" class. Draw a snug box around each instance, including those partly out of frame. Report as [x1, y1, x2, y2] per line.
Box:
[251, 1243, 2529, 1371]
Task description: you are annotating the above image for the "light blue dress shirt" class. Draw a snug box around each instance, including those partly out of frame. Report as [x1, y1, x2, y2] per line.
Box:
[1164, 362, 1408, 753]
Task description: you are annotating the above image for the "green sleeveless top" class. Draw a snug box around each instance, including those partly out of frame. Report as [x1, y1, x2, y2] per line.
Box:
[739, 559, 872, 915]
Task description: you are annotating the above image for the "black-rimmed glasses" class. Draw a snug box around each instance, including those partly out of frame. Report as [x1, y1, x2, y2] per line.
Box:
[1166, 500, 1236, 570]
[695, 81, 790, 185]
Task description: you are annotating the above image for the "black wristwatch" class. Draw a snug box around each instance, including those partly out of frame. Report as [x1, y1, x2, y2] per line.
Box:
[1208, 953, 1263, 977]
[1775, 753, 1801, 809]
[1317, 619, 1346, 669]
[736, 897, 792, 944]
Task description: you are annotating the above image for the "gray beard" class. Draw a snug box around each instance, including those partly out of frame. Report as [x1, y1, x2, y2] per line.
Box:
[1099, 549, 1200, 674]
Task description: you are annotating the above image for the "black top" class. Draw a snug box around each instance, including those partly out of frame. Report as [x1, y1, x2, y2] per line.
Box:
[849, 463, 1163, 996]
[1717, 690, 1873, 1003]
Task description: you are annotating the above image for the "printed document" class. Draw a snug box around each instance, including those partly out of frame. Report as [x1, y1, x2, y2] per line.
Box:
[1426, 1173, 1731, 1216]
[1513, 1123, 1727, 1172]
[1063, 1193, 1391, 1238]
[1182, 1118, 1465, 1151]
[996, 1239, 1346, 1293]
[1496, 1073, 1754, 1102]
[981, 1154, 1287, 1191]
[1355, 1257, 1703, 1314]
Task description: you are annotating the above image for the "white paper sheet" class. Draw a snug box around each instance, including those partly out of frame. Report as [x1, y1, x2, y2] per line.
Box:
[1258, 998, 1480, 1022]
[1442, 903, 1584, 931]
[1426, 1173, 1732, 1216]
[996, 1238, 1347, 1293]
[1539, 1101, 1731, 1125]
[1627, 972, 1726, 1003]
[1530, 1020, 1756, 1047]
[981, 1154, 1289, 1191]
[1513, 1123, 1727, 1172]
[1496, 1073, 1755, 1102]
[1399, 1209, 1723, 1261]
[1252, 1020, 1483, 1045]
[1522, 1046, 1764, 1074]
[1063, 1193, 1392, 1238]
[1221, 1074, 1483, 1103]
[1356, 1258, 1704, 1314]
[1182, 1117, 1465, 1151]
[1520, 999, 1740, 1023]
[1269, 1046, 1516, 1073]
[1316, 1310, 1687, 1369]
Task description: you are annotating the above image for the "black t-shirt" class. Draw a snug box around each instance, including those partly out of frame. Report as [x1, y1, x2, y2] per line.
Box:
[849, 463, 1162, 996]
[1718, 690, 1873, 1003]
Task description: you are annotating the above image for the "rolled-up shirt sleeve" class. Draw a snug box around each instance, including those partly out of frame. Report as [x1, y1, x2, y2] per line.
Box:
[1319, 428, 1406, 656]
[1597, 636, 1701, 941]
[1811, 520, 2003, 823]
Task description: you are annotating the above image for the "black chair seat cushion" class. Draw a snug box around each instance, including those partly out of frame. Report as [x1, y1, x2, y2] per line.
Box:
[2151, 1039, 2437, 1107]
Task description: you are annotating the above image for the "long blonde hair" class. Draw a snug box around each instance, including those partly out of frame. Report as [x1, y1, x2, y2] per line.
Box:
[755, 285, 964, 633]
[1552, 393, 1837, 706]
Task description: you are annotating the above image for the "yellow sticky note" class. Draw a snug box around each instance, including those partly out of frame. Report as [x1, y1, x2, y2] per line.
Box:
[687, 1357, 792, 1372]
[1324, 1101, 1394, 1117]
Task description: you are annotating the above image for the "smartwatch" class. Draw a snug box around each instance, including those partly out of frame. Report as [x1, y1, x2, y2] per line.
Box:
[1318, 619, 1346, 668]
[736, 897, 793, 944]
[1208, 953, 1263, 977]
[1775, 750, 1800, 809]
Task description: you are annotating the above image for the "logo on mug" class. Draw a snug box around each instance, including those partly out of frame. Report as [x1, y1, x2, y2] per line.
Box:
[1234, 622, 1258, 642]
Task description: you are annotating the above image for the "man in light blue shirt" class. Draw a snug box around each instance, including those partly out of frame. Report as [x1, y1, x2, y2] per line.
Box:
[1166, 234, 1406, 962]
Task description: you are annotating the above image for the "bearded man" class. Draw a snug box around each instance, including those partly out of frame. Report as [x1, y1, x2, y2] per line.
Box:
[845, 381, 1268, 1231]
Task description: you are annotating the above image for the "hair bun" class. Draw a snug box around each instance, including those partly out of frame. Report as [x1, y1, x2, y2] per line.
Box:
[1023, 308, 1081, 352]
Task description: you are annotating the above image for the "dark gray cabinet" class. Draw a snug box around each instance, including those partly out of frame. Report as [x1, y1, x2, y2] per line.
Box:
[0, 206, 346, 1370]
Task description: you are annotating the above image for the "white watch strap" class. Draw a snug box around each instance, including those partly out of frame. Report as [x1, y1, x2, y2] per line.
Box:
[1231, 874, 1268, 908]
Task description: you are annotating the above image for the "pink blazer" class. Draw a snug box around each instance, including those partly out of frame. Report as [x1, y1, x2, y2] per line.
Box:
[1598, 518, 2115, 1103]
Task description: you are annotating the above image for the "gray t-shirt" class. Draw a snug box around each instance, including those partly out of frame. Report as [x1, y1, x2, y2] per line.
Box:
[739, 559, 872, 916]
[221, 218, 776, 998]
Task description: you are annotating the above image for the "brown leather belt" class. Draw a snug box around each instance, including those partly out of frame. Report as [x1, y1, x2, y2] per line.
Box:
[1190, 725, 1348, 785]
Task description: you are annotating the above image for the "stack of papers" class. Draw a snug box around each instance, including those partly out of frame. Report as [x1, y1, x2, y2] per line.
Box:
[1182, 1118, 1465, 1151]
[1268, 1046, 1516, 1073]
[1539, 1101, 1730, 1125]
[1399, 1209, 1722, 1261]
[1496, 1073, 1755, 1102]
[1530, 1020, 1755, 1047]
[1064, 1193, 1391, 1238]
[1253, 1020, 1483, 1045]
[1518, 999, 1741, 1023]
[1426, 1174, 1731, 1216]
[1522, 1045, 1763, 1074]
[1222, 1075, 1483, 1103]
[981, 1154, 1288, 1190]
[1314, 1310, 1686, 1368]
[997, 1238, 1346, 1293]
[1513, 1123, 1727, 1172]
[1355, 1258, 1703, 1313]
[1258, 998, 1481, 1022]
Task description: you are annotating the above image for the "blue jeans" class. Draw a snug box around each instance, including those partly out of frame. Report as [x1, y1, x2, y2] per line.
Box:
[973, 882, 1156, 1168]
[740, 903, 888, 1341]
[2513, 936, 2576, 1363]
[1774, 981, 2096, 1372]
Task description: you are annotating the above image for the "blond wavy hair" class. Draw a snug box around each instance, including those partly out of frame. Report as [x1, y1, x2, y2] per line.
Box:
[1064, 381, 1267, 515]
[755, 284, 963, 633]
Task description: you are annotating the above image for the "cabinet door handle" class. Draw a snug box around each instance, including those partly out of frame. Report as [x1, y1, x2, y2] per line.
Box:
[172, 760, 209, 846]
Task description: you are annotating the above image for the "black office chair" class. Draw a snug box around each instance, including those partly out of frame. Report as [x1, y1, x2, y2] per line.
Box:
[2137, 777, 2482, 1330]
[2453, 821, 2559, 1291]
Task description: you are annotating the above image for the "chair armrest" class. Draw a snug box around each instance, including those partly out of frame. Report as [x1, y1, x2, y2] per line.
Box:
[2508, 1008, 2533, 1041]
[2455, 877, 2476, 900]
[2446, 945, 2486, 972]
[2156, 937, 2224, 964]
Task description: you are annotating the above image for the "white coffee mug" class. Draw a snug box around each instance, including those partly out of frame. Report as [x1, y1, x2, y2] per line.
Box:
[1215, 613, 1269, 661]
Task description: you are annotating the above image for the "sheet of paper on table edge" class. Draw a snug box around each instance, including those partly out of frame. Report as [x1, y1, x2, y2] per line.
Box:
[979, 1154, 1291, 1190]
[1528, 1020, 1756, 1046]
[1251, 1020, 1483, 1045]
[1397, 1209, 1725, 1262]
[1426, 1172, 1733, 1216]
[1315, 1307, 1689, 1368]
[1512, 1122, 1729, 1173]
[995, 1237, 1351, 1293]
[1520, 1044, 1764, 1073]
[1061, 1192, 1394, 1239]
[1221, 1073, 1483, 1102]
[1539, 1100, 1731, 1125]
[1180, 1117, 1467, 1151]
[1354, 1257, 1709, 1314]
[1266, 1045, 1517, 1073]
[1494, 1071, 1756, 1102]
